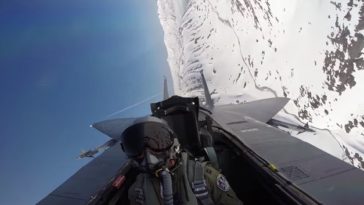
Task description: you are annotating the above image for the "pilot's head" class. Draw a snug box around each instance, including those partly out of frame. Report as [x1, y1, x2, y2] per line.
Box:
[120, 116, 180, 171]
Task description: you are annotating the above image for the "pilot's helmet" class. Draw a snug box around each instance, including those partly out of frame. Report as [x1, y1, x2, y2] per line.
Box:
[120, 116, 177, 158]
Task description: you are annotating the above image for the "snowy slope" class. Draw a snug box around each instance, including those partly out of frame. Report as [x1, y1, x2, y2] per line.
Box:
[157, 0, 364, 169]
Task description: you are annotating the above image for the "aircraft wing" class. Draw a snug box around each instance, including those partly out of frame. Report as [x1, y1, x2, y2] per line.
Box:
[37, 118, 138, 205]
[211, 108, 364, 205]
[37, 145, 127, 205]
[214, 97, 289, 123]
[199, 68, 289, 123]
[92, 118, 138, 139]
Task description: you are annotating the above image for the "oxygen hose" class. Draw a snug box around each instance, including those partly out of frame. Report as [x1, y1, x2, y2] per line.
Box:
[160, 169, 173, 205]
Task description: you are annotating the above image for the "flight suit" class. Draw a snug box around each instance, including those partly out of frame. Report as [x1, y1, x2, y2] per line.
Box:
[203, 163, 243, 205]
[127, 153, 243, 205]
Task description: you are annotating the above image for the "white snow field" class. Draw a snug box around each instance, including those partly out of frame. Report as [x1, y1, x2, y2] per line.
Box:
[157, 0, 364, 169]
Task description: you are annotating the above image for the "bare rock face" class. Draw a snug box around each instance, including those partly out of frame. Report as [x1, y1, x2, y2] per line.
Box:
[157, 0, 364, 169]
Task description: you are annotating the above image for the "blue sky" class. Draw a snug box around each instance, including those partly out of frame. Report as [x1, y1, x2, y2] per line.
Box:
[0, 0, 170, 204]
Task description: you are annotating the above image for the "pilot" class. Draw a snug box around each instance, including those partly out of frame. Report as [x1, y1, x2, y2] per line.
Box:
[118, 116, 243, 205]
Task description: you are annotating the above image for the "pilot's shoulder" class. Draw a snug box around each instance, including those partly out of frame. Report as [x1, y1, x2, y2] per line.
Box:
[203, 163, 230, 192]
[203, 162, 219, 178]
[203, 163, 243, 205]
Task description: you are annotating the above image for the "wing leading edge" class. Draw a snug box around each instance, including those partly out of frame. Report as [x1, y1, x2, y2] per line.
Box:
[37, 145, 127, 205]
[92, 118, 139, 139]
[214, 97, 289, 123]
[38, 118, 141, 205]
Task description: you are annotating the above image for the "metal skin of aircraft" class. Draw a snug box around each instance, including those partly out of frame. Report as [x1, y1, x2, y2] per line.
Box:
[38, 73, 364, 205]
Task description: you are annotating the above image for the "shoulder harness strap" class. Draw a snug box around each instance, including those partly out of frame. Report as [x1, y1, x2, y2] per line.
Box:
[132, 174, 163, 205]
[135, 187, 144, 205]
[133, 174, 145, 205]
[191, 160, 215, 205]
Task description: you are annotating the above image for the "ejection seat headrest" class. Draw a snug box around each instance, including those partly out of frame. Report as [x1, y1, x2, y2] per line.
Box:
[150, 96, 203, 156]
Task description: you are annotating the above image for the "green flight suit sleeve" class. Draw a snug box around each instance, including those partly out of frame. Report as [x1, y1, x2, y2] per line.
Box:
[204, 164, 243, 205]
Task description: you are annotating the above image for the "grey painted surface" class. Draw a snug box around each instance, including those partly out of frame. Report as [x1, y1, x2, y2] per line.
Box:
[38, 97, 364, 204]
[92, 118, 138, 139]
[212, 99, 364, 204]
[215, 97, 289, 123]
[37, 145, 127, 205]
[37, 195, 86, 205]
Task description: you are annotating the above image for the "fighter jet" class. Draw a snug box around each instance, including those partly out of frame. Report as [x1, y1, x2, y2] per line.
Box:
[78, 149, 98, 159]
[78, 139, 119, 159]
[38, 72, 364, 205]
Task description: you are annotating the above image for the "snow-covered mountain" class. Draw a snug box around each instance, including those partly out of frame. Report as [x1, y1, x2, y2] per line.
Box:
[157, 0, 364, 169]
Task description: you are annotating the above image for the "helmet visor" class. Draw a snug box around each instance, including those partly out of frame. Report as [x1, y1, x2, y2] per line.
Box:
[121, 121, 174, 158]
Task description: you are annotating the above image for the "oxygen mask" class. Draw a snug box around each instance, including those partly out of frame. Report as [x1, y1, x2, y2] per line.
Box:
[144, 138, 180, 173]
